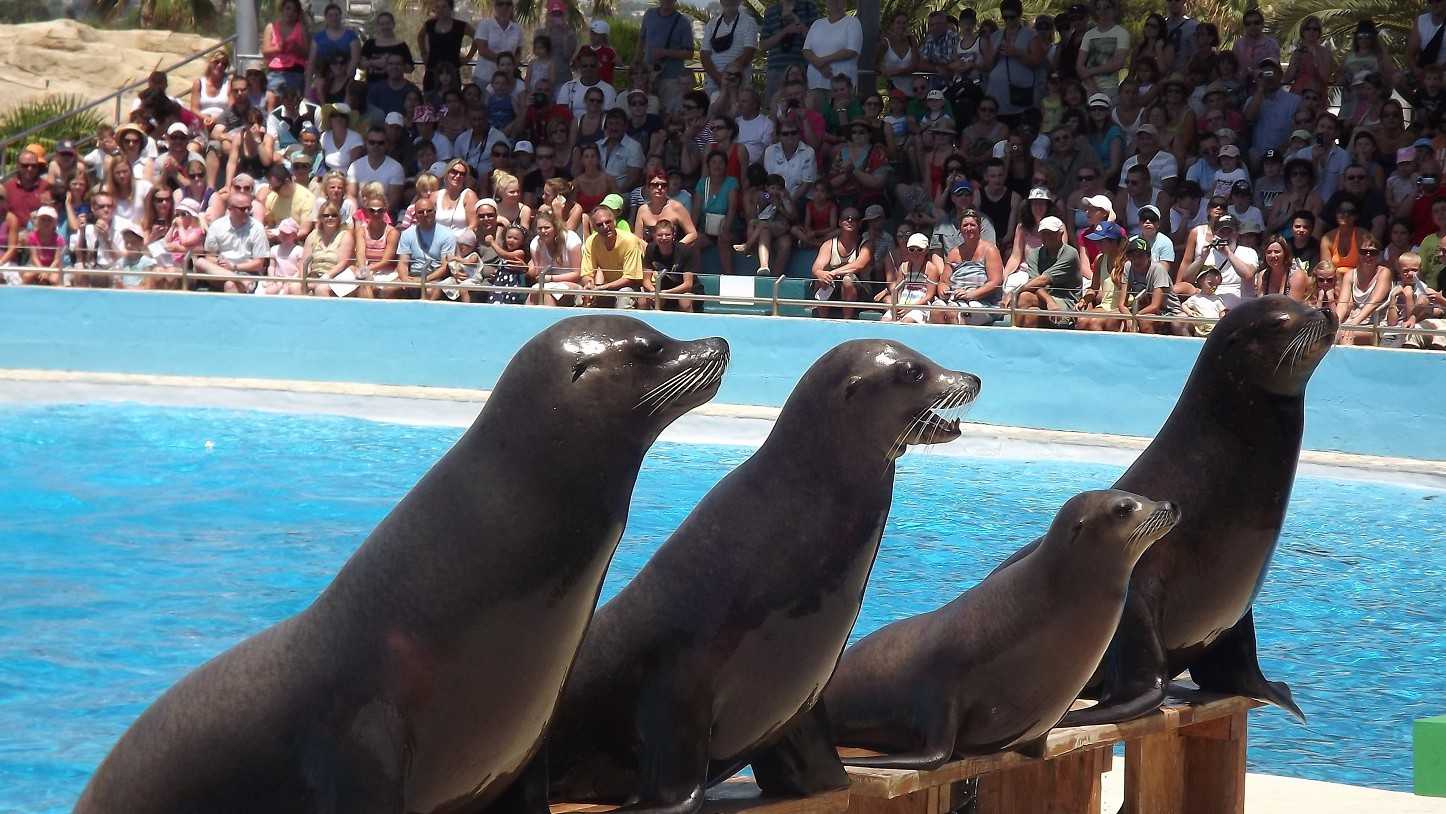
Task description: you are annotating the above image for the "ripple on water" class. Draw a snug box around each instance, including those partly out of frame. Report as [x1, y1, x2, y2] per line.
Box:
[0, 403, 1442, 811]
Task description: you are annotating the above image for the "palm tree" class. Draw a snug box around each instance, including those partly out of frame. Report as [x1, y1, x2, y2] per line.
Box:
[1270, 0, 1416, 60]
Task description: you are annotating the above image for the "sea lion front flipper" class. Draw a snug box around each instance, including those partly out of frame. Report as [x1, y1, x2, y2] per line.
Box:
[751, 703, 849, 796]
[478, 743, 551, 814]
[838, 697, 958, 771]
[613, 675, 711, 814]
[1056, 593, 1169, 727]
[1187, 609, 1307, 723]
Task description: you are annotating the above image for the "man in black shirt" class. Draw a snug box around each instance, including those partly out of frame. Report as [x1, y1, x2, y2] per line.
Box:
[1289, 211, 1321, 272]
[1322, 163, 1389, 239]
[523, 142, 571, 207]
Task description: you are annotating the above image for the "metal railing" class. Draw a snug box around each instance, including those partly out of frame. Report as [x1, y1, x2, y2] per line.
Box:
[0, 35, 237, 180]
[7, 262, 1445, 348]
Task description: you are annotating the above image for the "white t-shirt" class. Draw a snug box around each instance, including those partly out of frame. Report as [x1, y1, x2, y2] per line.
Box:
[597, 135, 646, 188]
[530, 229, 583, 269]
[701, 12, 760, 91]
[69, 218, 135, 270]
[321, 128, 364, 174]
[112, 179, 153, 224]
[736, 114, 774, 165]
[472, 17, 523, 88]
[1196, 236, 1257, 306]
[347, 155, 406, 189]
[1184, 291, 1226, 319]
[1119, 150, 1179, 190]
[1080, 25, 1131, 98]
[763, 142, 818, 198]
[556, 79, 617, 119]
[803, 15, 863, 91]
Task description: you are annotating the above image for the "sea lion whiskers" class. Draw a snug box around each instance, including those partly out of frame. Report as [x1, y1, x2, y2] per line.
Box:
[645, 367, 703, 416]
[1275, 313, 1328, 374]
[637, 368, 694, 410]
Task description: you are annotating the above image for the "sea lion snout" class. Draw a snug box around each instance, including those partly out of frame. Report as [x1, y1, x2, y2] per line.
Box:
[1124, 497, 1181, 559]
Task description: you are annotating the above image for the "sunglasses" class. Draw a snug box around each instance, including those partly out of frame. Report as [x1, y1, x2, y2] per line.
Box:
[229, 205, 249, 212]
[321, 213, 340, 219]
[233, 185, 254, 192]
[840, 214, 860, 221]
[1078, 173, 1096, 181]
[366, 206, 386, 214]
[94, 202, 114, 209]
[188, 172, 205, 179]
[649, 181, 668, 187]
[780, 130, 799, 136]
[448, 168, 467, 176]
[1361, 247, 1380, 255]
[414, 209, 437, 215]
[906, 246, 925, 253]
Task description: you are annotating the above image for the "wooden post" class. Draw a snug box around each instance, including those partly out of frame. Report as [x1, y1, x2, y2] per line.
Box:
[1124, 708, 1247, 814]
[977, 745, 1110, 814]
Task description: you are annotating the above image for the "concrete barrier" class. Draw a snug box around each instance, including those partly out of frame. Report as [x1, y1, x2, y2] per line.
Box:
[2, 286, 1444, 460]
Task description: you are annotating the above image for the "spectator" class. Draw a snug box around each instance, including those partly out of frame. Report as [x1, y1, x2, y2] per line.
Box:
[527, 209, 584, 305]
[352, 185, 399, 297]
[417, 0, 473, 93]
[1077, 221, 1127, 329]
[191, 52, 232, 131]
[1226, 180, 1264, 236]
[877, 12, 917, 100]
[918, 11, 962, 83]
[700, 0, 757, 94]
[164, 199, 206, 267]
[1287, 210, 1322, 275]
[1322, 201, 1371, 271]
[557, 53, 617, 120]
[1244, 59, 1299, 165]
[597, 109, 646, 193]
[1258, 233, 1293, 296]
[1287, 113, 1350, 202]
[811, 205, 871, 318]
[575, 20, 618, 85]
[1394, 252, 1446, 345]
[197, 191, 269, 293]
[1115, 165, 1167, 235]
[759, 0, 819, 100]
[934, 209, 1004, 325]
[259, 217, 305, 295]
[308, 3, 361, 96]
[494, 172, 532, 230]
[875, 232, 940, 324]
[694, 150, 741, 275]
[1180, 265, 1226, 335]
[1335, 233, 1392, 346]
[640, 0, 695, 114]
[361, 11, 413, 85]
[541, 0, 579, 89]
[982, 0, 1044, 122]
[262, 0, 310, 96]
[472, 0, 522, 90]
[1178, 213, 1256, 303]
[642, 217, 701, 312]
[305, 200, 357, 297]
[18, 205, 62, 286]
[262, 160, 315, 237]
[102, 156, 151, 224]
[1012, 215, 1080, 328]
[5, 149, 51, 226]
[1231, 8, 1278, 83]
[1077, 0, 1130, 101]
[802, 0, 862, 112]
[395, 193, 454, 297]
[1135, 204, 1175, 276]
[635, 169, 697, 242]
[1324, 165, 1389, 240]
[583, 204, 645, 307]
[368, 54, 422, 123]
[1118, 124, 1177, 192]
[347, 126, 406, 212]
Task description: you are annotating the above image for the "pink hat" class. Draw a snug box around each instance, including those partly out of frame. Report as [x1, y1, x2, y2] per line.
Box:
[1398, 147, 1418, 165]
[278, 217, 300, 235]
[547, 0, 565, 12]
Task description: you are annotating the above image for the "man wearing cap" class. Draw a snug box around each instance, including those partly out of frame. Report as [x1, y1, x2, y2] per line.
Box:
[1244, 59, 1299, 165]
[640, 0, 696, 115]
[1178, 213, 1256, 305]
[367, 53, 422, 125]
[701, 0, 758, 93]
[1134, 203, 1175, 275]
[577, 20, 619, 84]
[196, 191, 269, 293]
[583, 204, 646, 307]
[4, 148, 51, 227]
[1227, 179, 1266, 235]
[1386, 148, 1420, 215]
[597, 109, 646, 192]
[1013, 215, 1082, 328]
[1286, 112, 1350, 201]
[1254, 149, 1286, 210]
[470, 0, 522, 90]
[557, 51, 617, 120]
[46, 140, 82, 190]
[1118, 123, 1177, 192]
[623, 89, 666, 157]
[348, 125, 406, 211]
[764, 121, 818, 205]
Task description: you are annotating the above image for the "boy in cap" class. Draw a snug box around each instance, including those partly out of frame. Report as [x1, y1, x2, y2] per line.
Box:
[1013, 214, 1081, 328]
[1180, 264, 1226, 336]
[601, 192, 632, 234]
[575, 20, 618, 84]
[115, 222, 159, 290]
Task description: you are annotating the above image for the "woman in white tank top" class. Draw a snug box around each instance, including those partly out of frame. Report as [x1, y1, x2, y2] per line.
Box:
[192, 52, 232, 120]
[879, 14, 918, 96]
[436, 159, 478, 232]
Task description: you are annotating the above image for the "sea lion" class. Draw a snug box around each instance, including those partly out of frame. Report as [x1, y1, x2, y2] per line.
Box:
[993, 295, 1334, 727]
[540, 340, 980, 814]
[824, 491, 1181, 770]
[75, 316, 730, 814]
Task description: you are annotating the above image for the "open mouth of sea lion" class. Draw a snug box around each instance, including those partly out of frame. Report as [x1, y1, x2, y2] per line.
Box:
[896, 376, 980, 451]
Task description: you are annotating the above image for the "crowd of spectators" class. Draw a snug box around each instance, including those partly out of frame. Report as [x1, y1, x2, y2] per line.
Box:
[5, 0, 1446, 346]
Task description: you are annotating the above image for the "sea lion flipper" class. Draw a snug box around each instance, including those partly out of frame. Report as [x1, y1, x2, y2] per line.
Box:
[751, 703, 849, 796]
[838, 698, 958, 771]
[1057, 594, 1169, 727]
[1188, 609, 1307, 723]
[619, 675, 711, 814]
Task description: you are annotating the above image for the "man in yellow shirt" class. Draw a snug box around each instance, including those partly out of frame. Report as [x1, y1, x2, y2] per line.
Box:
[583, 204, 646, 308]
[263, 160, 316, 240]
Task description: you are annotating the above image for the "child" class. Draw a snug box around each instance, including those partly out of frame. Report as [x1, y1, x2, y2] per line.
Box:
[575, 20, 617, 84]
[164, 199, 207, 266]
[491, 224, 532, 304]
[793, 182, 838, 250]
[486, 71, 518, 132]
[445, 227, 481, 302]
[1038, 72, 1065, 136]
[20, 205, 65, 286]
[1414, 64, 1446, 129]
[1209, 145, 1251, 202]
[115, 223, 158, 290]
[918, 89, 955, 135]
[82, 124, 120, 185]
[526, 34, 553, 93]
[883, 93, 911, 154]
[1181, 265, 1227, 336]
[263, 218, 305, 295]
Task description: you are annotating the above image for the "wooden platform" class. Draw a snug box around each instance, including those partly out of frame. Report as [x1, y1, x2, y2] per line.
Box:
[843, 685, 1262, 814]
[548, 686, 1260, 814]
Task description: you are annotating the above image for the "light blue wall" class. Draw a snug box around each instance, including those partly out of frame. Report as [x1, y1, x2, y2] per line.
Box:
[3, 287, 1443, 460]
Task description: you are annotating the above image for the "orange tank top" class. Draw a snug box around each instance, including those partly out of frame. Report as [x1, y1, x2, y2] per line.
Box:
[1329, 228, 1360, 270]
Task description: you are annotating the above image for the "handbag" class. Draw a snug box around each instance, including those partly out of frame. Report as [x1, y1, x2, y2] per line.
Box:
[710, 14, 738, 55]
[704, 213, 726, 236]
[1003, 41, 1034, 108]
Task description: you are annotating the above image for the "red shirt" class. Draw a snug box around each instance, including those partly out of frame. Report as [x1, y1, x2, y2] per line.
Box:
[577, 45, 617, 83]
[526, 103, 573, 144]
[4, 175, 51, 227]
[1411, 187, 1446, 244]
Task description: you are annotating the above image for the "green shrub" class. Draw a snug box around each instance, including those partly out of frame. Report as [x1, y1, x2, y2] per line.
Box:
[604, 16, 642, 68]
[0, 95, 108, 169]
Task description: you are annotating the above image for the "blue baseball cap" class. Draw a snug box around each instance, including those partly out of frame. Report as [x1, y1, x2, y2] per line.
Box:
[1085, 222, 1125, 241]
[949, 180, 972, 196]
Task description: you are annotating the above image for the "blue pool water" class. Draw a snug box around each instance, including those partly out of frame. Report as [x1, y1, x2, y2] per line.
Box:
[1, 403, 1443, 811]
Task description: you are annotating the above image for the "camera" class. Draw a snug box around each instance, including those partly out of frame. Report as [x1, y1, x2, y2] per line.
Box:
[1261, 69, 1275, 78]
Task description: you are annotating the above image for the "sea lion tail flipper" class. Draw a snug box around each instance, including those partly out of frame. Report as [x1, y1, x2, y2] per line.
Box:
[838, 699, 958, 771]
[1188, 610, 1307, 724]
[751, 703, 849, 796]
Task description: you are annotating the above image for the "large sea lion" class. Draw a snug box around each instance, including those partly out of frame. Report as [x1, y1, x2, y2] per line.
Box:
[75, 316, 730, 814]
[824, 491, 1181, 769]
[539, 340, 980, 814]
[994, 295, 1334, 726]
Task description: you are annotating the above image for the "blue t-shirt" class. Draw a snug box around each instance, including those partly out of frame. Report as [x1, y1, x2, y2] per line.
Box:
[313, 29, 360, 66]
[399, 224, 457, 280]
[641, 8, 695, 80]
[486, 91, 516, 131]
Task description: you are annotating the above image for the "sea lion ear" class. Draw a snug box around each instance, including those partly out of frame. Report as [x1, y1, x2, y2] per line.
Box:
[843, 375, 863, 399]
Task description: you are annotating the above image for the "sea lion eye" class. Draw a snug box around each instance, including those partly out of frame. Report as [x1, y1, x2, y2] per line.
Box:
[898, 361, 924, 383]
[640, 337, 666, 356]
[1113, 500, 1136, 519]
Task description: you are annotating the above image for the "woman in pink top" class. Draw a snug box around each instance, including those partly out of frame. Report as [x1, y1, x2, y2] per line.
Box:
[262, 0, 311, 100]
[22, 205, 64, 286]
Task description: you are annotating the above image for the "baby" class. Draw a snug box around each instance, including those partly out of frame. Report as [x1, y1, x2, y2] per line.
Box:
[1182, 266, 1227, 336]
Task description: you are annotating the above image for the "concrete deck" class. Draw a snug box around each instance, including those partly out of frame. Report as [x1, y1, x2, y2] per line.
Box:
[1098, 756, 1446, 813]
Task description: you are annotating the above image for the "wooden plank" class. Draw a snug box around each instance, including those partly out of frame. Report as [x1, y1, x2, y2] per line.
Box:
[976, 745, 1109, 814]
[844, 687, 1261, 800]
[550, 779, 850, 814]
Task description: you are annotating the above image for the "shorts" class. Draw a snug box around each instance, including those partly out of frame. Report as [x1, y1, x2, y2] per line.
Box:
[932, 297, 1000, 326]
[267, 69, 305, 94]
